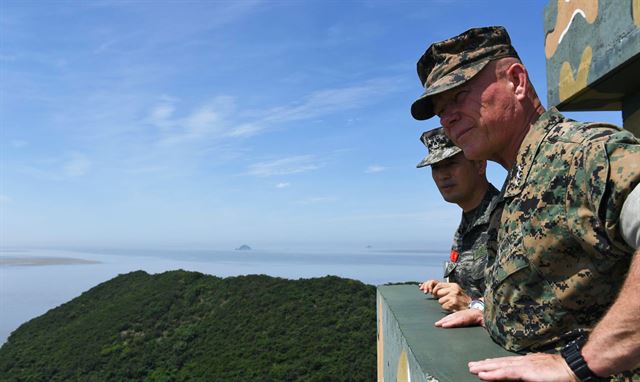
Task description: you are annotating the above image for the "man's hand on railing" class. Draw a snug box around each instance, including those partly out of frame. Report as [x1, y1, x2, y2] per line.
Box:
[468, 353, 577, 382]
[434, 308, 484, 328]
[418, 281, 472, 312]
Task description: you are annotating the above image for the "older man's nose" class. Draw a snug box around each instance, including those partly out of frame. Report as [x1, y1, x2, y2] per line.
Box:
[439, 109, 459, 130]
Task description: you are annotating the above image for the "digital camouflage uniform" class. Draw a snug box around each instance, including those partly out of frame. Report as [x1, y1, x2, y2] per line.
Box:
[483, 109, 640, 354]
[418, 128, 499, 298]
[446, 183, 500, 298]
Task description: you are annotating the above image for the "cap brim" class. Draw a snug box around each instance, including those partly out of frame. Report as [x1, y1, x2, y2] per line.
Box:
[410, 59, 491, 121]
[416, 146, 462, 168]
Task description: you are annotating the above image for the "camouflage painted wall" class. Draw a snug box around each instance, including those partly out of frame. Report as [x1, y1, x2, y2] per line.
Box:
[544, 0, 640, 129]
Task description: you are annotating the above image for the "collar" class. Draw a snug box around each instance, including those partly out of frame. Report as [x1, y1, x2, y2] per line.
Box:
[503, 108, 566, 198]
[461, 183, 501, 228]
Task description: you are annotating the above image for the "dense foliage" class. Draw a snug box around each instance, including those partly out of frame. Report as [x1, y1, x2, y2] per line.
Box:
[0, 271, 376, 381]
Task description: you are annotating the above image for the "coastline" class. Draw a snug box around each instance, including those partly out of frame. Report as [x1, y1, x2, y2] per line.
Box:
[0, 247, 444, 345]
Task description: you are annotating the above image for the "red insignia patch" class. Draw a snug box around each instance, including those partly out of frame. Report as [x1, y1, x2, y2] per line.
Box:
[450, 249, 459, 263]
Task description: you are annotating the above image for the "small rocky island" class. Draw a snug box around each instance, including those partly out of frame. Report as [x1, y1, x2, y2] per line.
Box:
[235, 244, 252, 251]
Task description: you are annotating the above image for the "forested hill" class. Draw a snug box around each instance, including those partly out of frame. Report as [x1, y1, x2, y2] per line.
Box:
[0, 271, 376, 381]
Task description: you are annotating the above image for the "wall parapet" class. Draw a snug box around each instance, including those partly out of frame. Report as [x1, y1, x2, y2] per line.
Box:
[377, 285, 513, 382]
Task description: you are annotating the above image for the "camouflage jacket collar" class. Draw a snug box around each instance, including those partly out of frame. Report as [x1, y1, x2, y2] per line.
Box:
[503, 108, 566, 198]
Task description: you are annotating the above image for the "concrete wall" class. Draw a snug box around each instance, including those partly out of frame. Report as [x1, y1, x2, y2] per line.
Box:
[377, 285, 513, 382]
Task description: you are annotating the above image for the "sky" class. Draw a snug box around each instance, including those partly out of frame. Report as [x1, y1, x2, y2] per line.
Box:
[0, 0, 625, 251]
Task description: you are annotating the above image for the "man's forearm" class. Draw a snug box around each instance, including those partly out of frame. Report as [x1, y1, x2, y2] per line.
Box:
[582, 249, 640, 376]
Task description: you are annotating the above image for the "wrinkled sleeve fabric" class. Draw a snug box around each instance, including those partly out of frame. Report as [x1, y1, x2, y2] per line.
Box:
[581, 134, 640, 256]
[620, 184, 640, 249]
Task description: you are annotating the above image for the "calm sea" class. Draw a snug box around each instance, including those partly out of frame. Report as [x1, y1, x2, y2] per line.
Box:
[0, 247, 447, 345]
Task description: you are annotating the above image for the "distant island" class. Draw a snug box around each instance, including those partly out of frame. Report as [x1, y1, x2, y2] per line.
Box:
[0, 270, 376, 381]
[235, 244, 252, 250]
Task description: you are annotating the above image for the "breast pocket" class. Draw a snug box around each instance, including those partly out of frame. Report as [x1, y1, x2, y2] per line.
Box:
[484, 228, 536, 351]
[489, 229, 530, 289]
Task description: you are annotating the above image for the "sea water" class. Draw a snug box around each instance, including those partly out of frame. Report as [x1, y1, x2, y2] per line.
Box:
[0, 246, 447, 345]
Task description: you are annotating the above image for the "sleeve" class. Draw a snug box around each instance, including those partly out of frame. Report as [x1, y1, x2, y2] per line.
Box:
[586, 133, 640, 252]
[620, 183, 640, 249]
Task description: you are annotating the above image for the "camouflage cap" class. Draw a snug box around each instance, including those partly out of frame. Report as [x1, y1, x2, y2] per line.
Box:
[417, 127, 462, 168]
[411, 26, 519, 121]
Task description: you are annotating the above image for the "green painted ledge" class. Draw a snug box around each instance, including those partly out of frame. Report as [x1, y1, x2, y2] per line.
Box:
[377, 285, 514, 382]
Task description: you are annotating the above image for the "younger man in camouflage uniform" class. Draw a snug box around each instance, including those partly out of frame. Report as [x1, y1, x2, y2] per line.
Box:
[411, 26, 640, 381]
[416, 127, 500, 312]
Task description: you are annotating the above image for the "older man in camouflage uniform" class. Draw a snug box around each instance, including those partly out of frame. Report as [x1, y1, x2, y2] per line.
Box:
[411, 26, 640, 381]
[416, 127, 500, 312]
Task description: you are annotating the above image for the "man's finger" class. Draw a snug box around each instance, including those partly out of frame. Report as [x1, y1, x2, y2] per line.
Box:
[432, 283, 451, 297]
[438, 294, 452, 306]
[476, 368, 522, 381]
[469, 356, 523, 372]
[419, 280, 437, 293]
[435, 311, 465, 328]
